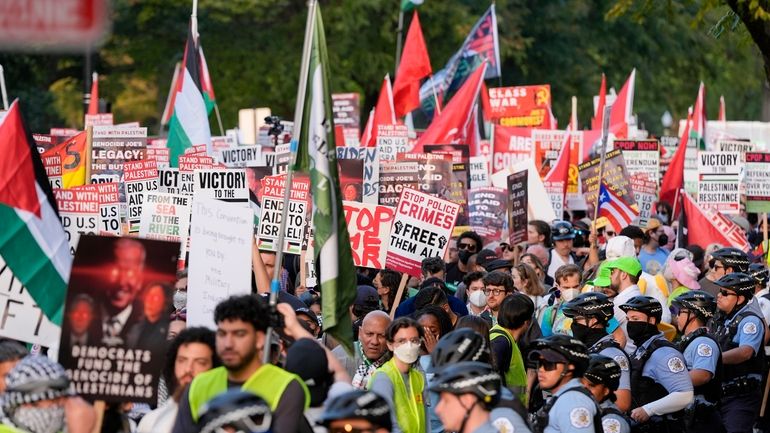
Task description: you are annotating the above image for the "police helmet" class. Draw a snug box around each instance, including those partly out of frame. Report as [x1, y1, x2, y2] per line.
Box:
[428, 361, 501, 409]
[714, 272, 756, 298]
[562, 292, 615, 323]
[527, 334, 590, 374]
[710, 247, 750, 273]
[748, 263, 769, 287]
[431, 328, 490, 370]
[551, 221, 576, 241]
[317, 390, 392, 430]
[619, 295, 663, 322]
[583, 354, 621, 391]
[671, 290, 716, 322]
[197, 390, 271, 433]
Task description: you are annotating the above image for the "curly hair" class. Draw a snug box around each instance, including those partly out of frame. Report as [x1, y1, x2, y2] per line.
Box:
[414, 305, 453, 338]
[214, 295, 269, 332]
[163, 327, 220, 395]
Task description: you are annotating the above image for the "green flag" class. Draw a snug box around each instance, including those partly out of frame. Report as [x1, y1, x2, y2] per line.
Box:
[293, 4, 358, 355]
[401, 0, 424, 11]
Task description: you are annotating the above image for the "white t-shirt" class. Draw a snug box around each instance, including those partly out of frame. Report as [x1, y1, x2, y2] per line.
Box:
[547, 250, 574, 280]
[137, 400, 178, 433]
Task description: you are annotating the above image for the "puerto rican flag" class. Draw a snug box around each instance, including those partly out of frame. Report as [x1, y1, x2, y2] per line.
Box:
[598, 182, 638, 229]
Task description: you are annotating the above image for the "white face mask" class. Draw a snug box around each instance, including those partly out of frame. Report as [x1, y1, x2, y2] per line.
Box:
[560, 288, 580, 302]
[469, 290, 488, 308]
[393, 342, 421, 364]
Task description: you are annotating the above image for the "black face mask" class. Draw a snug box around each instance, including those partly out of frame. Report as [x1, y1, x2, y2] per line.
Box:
[658, 234, 669, 246]
[627, 321, 659, 346]
[570, 322, 607, 347]
[458, 249, 472, 264]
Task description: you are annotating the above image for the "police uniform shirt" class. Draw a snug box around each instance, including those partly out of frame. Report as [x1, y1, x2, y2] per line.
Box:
[472, 420, 508, 433]
[490, 406, 532, 433]
[594, 335, 631, 392]
[682, 334, 719, 377]
[636, 335, 693, 396]
[544, 378, 597, 433]
[599, 401, 630, 433]
[725, 300, 765, 360]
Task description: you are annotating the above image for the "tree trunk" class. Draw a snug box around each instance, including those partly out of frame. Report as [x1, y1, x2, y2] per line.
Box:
[727, 0, 770, 120]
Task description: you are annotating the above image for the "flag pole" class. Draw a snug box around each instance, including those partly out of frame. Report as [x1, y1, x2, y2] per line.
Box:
[430, 75, 442, 115]
[394, 8, 405, 74]
[591, 104, 613, 227]
[213, 103, 225, 136]
[263, 0, 317, 364]
[0, 64, 8, 110]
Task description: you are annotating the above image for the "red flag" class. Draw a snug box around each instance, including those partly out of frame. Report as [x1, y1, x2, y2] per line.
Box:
[609, 69, 635, 138]
[542, 104, 557, 130]
[480, 81, 492, 122]
[719, 95, 726, 122]
[591, 73, 606, 130]
[682, 191, 751, 252]
[414, 62, 488, 150]
[544, 127, 572, 206]
[0, 100, 41, 217]
[87, 72, 99, 115]
[363, 75, 397, 147]
[659, 111, 691, 208]
[360, 108, 375, 147]
[393, 11, 432, 118]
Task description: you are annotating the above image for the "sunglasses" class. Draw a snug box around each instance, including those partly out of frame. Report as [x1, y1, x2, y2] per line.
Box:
[718, 289, 737, 297]
[536, 359, 561, 372]
[458, 242, 477, 252]
[500, 243, 514, 252]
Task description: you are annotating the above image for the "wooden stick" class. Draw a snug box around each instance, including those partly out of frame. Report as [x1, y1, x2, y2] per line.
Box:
[300, 249, 307, 289]
[389, 273, 409, 319]
[90, 400, 105, 433]
[761, 372, 770, 417]
[84, 125, 93, 185]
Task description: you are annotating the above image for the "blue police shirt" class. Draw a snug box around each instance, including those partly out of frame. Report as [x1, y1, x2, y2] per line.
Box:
[682, 334, 719, 376]
[726, 300, 765, 356]
[637, 334, 693, 394]
[595, 335, 631, 391]
[600, 401, 630, 433]
[544, 378, 597, 433]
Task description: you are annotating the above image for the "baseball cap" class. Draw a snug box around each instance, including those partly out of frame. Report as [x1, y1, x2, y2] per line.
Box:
[476, 249, 498, 268]
[484, 259, 514, 273]
[645, 218, 662, 232]
[527, 348, 568, 364]
[605, 236, 636, 260]
[605, 257, 642, 278]
[354, 285, 379, 310]
[420, 277, 448, 292]
[284, 338, 333, 407]
[587, 262, 612, 288]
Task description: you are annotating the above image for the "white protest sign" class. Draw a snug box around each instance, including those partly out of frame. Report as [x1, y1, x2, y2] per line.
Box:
[194, 169, 249, 203]
[697, 151, 741, 214]
[218, 145, 263, 168]
[718, 139, 755, 155]
[0, 255, 61, 348]
[123, 159, 159, 233]
[386, 188, 459, 277]
[139, 192, 192, 243]
[614, 139, 660, 183]
[257, 175, 310, 254]
[54, 187, 100, 255]
[95, 183, 121, 235]
[376, 124, 409, 162]
[187, 199, 253, 329]
[469, 156, 490, 188]
[745, 152, 770, 213]
[158, 168, 195, 196]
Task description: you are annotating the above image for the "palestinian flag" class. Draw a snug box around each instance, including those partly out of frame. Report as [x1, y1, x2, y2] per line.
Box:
[199, 44, 216, 113]
[690, 82, 707, 150]
[167, 22, 212, 166]
[0, 100, 71, 326]
[292, 4, 358, 355]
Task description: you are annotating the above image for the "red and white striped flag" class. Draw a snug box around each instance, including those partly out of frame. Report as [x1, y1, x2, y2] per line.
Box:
[598, 182, 638, 229]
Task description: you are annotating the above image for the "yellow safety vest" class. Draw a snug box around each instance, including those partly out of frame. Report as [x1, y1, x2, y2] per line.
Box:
[368, 358, 426, 433]
[188, 364, 309, 421]
[0, 425, 26, 433]
[489, 324, 528, 405]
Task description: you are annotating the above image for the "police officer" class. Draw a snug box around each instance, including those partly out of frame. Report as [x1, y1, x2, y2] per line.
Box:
[197, 390, 272, 433]
[670, 291, 723, 433]
[711, 272, 766, 433]
[548, 221, 579, 281]
[431, 328, 531, 433]
[702, 248, 751, 297]
[564, 292, 632, 412]
[619, 296, 693, 432]
[527, 334, 601, 433]
[430, 361, 503, 433]
[317, 390, 392, 433]
[581, 354, 632, 433]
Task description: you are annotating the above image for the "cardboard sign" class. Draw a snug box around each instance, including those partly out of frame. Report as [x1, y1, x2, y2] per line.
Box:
[54, 187, 100, 255]
[0, 255, 60, 348]
[218, 145, 263, 168]
[469, 156, 490, 188]
[84, 113, 114, 127]
[187, 199, 252, 329]
[468, 187, 507, 241]
[488, 85, 552, 127]
[492, 126, 532, 173]
[43, 153, 62, 189]
[507, 170, 528, 244]
[386, 188, 460, 277]
[256, 175, 310, 254]
[745, 152, 770, 212]
[684, 135, 699, 196]
[95, 183, 122, 236]
[58, 236, 179, 404]
[123, 159, 159, 233]
[343, 201, 395, 269]
[90, 126, 147, 187]
[629, 174, 657, 227]
[332, 93, 361, 147]
[379, 161, 420, 207]
[178, 154, 216, 171]
[578, 149, 635, 214]
[194, 169, 248, 204]
[376, 124, 410, 162]
[697, 151, 741, 214]
[138, 193, 191, 262]
[543, 181, 564, 219]
[158, 168, 195, 196]
[146, 147, 170, 169]
[614, 139, 660, 183]
[337, 147, 380, 204]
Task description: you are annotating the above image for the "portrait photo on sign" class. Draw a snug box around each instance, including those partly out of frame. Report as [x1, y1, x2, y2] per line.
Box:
[58, 235, 180, 403]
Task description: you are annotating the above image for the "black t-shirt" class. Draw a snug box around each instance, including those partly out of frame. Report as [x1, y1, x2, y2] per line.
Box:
[445, 261, 466, 288]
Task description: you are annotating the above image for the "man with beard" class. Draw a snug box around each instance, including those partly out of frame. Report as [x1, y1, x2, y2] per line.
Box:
[605, 257, 643, 354]
[138, 327, 220, 433]
[333, 310, 391, 389]
[446, 231, 483, 288]
[171, 295, 309, 433]
[98, 238, 147, 346]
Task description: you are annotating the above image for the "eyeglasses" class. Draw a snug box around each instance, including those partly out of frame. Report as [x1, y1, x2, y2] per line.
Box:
[394, 337, 421, 345]
[536, 360, 561, 372]
[329, 426, 375, 433]
[718, 289, 737, 297]
[458, 242, 477, 252]
[483, 288, 508, 296]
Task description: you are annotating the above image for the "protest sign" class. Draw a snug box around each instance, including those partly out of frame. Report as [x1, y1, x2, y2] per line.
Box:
[488, 85, 552, 127]
[178, 154, 216, 171]
[684, 135, 699, 196]
[50, 128, 79, 140]
[0, 255, 60, 348]
[54, 187, 100, 255]
[84, 113, 114, 127]
[90, 125, 147, 186]
[492, 126, 533, 173]
[158, 168, 194, 196]
[337, 146, 380, 204]
[377, 124, 410, 161]
[697, 151, 741, 214]
[468, 188, 507, 241]
[146, 147, 170, 168]
[614, 139, 660, 183]
[469, 156, 490, 188]
[332, 93, 361, 147]
[339, 159, 365, 202]
[184, 144, 208, 155]
[422, 145, 471, 227]
[629, 174, 657, 227]
[33, 133, 58, 154]
[543, 181, 565, 219]
[257, 175, 310, 254]
[95, 182, 122, 235]
[343, 201, 395, 269]
[123, 159, 159, 233]
[139, 192, 191, 264]
[59, 236, 179, 403]
[379, 161, 420, 207]
[578, 148, 636, 213]
[507, 170, 528, 244]
[194, 169, 248, 204]
[386, 188, 460, 277]
[717, 139, 755, 155]
[532, 129, 565, 178]
[218, 145, 263, 168]
[745, 152, 770, 212]
[187, 199, 252, 329]
[43, 153, 62, 189]
[211, 135, 237, 155]
[245, 166, 274, 232]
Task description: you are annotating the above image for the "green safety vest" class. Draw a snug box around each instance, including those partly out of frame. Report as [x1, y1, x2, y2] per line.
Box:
[368, 358, 426, 433]
[188, 364, 309, 421]
[0, 425, 26, 433]
[490, 324, 528, 405]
